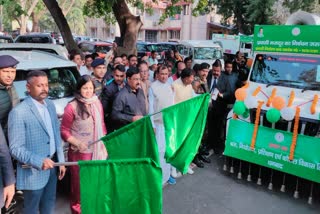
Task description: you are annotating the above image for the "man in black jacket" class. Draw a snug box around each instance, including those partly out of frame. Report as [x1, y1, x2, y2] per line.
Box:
[101, 64, 126, 132]
[0, 55, 20, 137]
[207, 59, 231, 155]
[111, 67, 146, 130]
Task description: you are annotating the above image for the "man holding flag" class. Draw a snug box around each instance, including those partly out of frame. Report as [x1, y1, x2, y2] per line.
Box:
[149, 65, 175, 185]
[8, 70, 66, 214]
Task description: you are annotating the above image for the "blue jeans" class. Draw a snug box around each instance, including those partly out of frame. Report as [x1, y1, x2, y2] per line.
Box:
[23, 168, 57, 214]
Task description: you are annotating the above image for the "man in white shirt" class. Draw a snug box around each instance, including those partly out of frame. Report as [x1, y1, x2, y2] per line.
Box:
[148, 51, 158, 67]
[79, 54, 93, 76]
[149, 65, 176, 184]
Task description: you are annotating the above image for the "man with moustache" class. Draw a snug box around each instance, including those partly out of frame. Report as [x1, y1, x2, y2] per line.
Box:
[192, 63, 210, 94]
[128, 54, 138, 68]
[149, 65, 176, 185]
[8, 70, 66, 214]
[101, 64, 126, 132]
[91, 58, 107, 97]
[206, 59, 231, 155]
[0, 55, 20, 136]
[111, 67, 146, 130]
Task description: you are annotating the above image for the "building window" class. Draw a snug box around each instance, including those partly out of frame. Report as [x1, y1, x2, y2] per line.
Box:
[102, 27, 110, 39]
[138, 30, 143, 40]
[90, 27, 97, 38]
[183, 5, 189, 15]
[169, 30, 180, 40]
[145, 30, 157, 43]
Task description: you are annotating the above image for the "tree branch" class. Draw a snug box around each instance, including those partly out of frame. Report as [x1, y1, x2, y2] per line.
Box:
[63, 0, 75, 16]
[15, 17, 22, 27]
[27, 0, 40, 17]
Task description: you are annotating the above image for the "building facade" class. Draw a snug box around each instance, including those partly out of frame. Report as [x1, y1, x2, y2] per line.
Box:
[85, 0, 231, 42]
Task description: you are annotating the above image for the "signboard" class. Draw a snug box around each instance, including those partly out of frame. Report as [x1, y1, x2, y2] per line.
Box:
[224, 119, 320, 183]
[240, 35, 253, 43]
[254, 25, 320, 55]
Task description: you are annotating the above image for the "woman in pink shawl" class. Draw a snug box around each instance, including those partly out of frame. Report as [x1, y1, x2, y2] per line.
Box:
[61, 74, 108, 214]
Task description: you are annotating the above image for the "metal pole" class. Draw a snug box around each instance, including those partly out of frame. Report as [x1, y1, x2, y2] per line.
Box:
[22, 161, 78, 169]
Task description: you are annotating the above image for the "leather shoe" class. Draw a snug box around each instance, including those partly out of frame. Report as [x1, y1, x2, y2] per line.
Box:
[199, 154, 211, 163]
[214, 150, 223, 155]
[192, 157, 204, 168]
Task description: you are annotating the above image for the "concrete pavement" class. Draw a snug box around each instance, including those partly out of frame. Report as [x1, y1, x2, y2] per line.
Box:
[55, 155, 320, 214]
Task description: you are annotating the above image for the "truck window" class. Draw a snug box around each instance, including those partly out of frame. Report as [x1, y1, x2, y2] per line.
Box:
[244, 43, 252, 49]
[250, 54, 320, 89]
[194, 47, 222, 60]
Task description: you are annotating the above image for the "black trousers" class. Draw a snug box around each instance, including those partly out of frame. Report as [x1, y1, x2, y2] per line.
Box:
[207, 100, 227, 152]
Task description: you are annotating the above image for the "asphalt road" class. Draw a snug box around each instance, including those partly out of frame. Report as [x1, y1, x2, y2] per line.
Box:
[55, 155, 320, 214]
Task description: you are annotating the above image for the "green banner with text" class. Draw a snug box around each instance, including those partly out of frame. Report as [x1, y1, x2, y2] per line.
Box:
[224, 119, 320, 183]
[254, 25, 320, 55]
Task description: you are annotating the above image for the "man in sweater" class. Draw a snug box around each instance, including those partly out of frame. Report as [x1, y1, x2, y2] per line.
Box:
[171, 68, 196, 175]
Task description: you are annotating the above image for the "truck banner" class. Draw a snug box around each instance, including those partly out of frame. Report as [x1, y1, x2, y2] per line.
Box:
[224, 119, 320, 183]
[254, 25, 320, 55]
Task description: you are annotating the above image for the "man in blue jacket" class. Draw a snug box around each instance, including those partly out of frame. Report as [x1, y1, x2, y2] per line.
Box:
[0, 124, 15, 211]
[8, 70, 66, 214]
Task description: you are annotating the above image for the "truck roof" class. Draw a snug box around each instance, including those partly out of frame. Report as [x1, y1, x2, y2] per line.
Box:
[179, 40, 221, 48]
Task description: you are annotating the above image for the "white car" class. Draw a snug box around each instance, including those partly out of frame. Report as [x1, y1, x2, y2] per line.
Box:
[0, 50, 80, 160]
[0, 43, 69, 60]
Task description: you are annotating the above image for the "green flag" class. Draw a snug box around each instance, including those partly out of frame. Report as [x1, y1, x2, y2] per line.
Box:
[162, 93, 210, 174]
[101, 116, 160, 166]
[79, 158, 162, 214]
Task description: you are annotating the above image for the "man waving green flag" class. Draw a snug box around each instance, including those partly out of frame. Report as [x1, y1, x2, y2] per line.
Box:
[162, 93, 210, 174]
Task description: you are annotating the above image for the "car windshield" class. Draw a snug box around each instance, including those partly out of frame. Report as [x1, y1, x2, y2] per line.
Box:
[16, 36, 51, 43]
[14, 67, 78, 100]
[0, 38, 13, 43]
[160, 44, 175, 51]
[194, 47, 222, 60]
[95, 45, 111, 53]
[137, 44, 147, 52]
[250, 54, 320, 90]
[146, 44, 161, 52]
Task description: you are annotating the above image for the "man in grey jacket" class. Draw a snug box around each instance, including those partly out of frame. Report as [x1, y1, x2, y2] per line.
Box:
[0, 124, 15, 211]
[111, 67, 146, 130]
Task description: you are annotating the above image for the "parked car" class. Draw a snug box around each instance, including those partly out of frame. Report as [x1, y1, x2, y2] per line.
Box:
[157, 42, 178, 52]
[74, 35, 91, 44]
[14, 33, 56, 44]
[0, 50, 80, 189]
[78, 41, 113, 58]
[0, 43, 69, 60]
[0, 50, 80, 117]
[136, 41, 164, 63]
[0, 35, 14, 43]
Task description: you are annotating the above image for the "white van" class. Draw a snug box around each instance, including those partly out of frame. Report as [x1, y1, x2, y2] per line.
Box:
[177, 40, 224, 67]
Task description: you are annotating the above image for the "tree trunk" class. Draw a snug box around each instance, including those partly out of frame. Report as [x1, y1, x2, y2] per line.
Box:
[20, 14, 27, 34]
[42, 0, 80, 53]
[111, 0, 142, 56]
[31, 12, 40, 32]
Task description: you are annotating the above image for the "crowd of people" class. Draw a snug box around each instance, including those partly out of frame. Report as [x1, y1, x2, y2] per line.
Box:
[0, 44, 249, 213]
